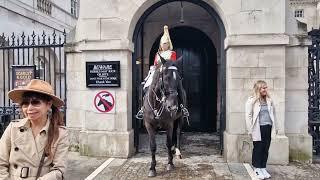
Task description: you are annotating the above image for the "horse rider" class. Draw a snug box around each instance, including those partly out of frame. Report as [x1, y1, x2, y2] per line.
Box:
[136, 25, 189, 120]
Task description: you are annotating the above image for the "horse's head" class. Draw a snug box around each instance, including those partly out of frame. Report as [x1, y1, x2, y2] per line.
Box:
[155, 59, 181, 116]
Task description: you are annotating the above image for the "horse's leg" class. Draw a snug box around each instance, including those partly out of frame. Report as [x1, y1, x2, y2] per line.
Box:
[175, 118, 182, 159]
[172, 120, 177, 153]
[166, 123, 174, 171]
[146, 124, 157, 177]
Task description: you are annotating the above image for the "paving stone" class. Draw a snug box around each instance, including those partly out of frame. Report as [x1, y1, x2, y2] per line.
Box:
[98, 133, 240, 179]
[66, 133, 320, 180]
[94, 158, 127, 180]
[65, 152, 106, 180]
[228, 163, 247, 175]
[212, 163, 233, 179]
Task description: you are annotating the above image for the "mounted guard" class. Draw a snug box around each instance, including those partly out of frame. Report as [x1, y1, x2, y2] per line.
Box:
[136, 25, 189, 120]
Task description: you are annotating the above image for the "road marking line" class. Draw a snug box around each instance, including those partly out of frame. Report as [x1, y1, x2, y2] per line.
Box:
[243, 163, 258, 180]
[85, 158, 115, 180]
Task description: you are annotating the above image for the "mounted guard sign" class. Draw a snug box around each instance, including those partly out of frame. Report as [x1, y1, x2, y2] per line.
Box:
[94, 91, 115, 113]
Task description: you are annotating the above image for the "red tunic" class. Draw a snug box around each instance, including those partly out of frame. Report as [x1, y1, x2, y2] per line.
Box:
[154, 50, 177, 65]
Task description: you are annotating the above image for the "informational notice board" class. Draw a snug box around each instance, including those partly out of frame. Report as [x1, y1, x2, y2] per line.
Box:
[86, 61, 121, 88]
[12, 65, 36, 89]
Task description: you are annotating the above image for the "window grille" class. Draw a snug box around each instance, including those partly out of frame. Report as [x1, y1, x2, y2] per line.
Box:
[37, 0, 52, 15]
[294, 9, 304, 18]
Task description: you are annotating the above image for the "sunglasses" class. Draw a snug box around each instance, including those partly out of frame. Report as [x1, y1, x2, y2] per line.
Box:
[20, 98, 43, 107]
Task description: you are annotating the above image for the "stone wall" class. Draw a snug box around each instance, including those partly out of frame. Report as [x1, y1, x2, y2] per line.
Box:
[224, 35, 289, 164]
[66, 0, 312, 163]
[66, 48, 134, 157]
[285, 37, 312, 162]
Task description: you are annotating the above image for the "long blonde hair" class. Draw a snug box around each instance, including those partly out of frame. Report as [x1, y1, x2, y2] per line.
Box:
[252, 80, 270, 101]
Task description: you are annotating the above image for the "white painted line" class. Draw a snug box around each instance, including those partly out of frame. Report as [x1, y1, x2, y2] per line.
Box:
[85, 158, 115, 180]
[243, 163, 258, 180]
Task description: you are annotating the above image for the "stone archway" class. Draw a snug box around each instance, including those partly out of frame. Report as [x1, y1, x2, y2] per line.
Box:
[149, 26, 218, 132]
[130, 0, 227, 153]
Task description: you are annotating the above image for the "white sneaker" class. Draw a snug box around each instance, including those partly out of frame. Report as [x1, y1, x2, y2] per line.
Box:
[261, 168, 271, 179]
[254, 168, 265, 179]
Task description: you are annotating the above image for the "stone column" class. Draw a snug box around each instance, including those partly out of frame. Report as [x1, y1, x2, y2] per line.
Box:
[317, 2, 320, 28]
[285, 35, 312, 162]
[64, 0, 137, 157]
[65, 44, 134, 157]
[223, 34, 289, 164]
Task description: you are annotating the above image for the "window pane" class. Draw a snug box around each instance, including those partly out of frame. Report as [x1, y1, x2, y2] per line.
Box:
[294, 9, 304, 18]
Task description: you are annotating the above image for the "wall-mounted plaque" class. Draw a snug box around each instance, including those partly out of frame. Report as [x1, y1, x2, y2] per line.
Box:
[86, 61, 121, 87]
[12, 65, 36, 89]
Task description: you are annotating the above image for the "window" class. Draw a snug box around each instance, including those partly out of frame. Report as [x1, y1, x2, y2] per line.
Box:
[294, 9, 304, 18]
[37, 0, 52, 15]
[36, 58, 44, 79]
[71, 0, 78, 17]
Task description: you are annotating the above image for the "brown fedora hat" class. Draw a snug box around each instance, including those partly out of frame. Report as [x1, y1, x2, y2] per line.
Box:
[8, 79, 64, 107]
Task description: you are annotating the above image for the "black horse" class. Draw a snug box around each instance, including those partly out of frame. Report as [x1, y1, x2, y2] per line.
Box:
[143, 56, 186, 177]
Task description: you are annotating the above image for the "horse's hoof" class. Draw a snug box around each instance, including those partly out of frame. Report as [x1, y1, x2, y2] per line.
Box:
[166, 164, 174, 171]
[148, 170, 157, 177]
[176, 155, 182, 159]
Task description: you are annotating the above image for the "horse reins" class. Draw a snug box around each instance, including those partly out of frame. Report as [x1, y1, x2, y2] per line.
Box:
[147, 63, 180, 118]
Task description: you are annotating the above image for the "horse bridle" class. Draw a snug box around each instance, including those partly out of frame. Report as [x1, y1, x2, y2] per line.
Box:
[148, 65, 180, 118]
[160, 66, 179, 97]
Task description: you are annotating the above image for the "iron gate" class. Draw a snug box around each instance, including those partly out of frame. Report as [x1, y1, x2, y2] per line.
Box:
[0, 30, 67, 136]
[308, 29, 320, 155]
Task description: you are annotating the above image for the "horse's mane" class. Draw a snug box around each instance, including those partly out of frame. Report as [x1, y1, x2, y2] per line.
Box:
[148, 60, 179, 93]
[148, 66, 161, 91]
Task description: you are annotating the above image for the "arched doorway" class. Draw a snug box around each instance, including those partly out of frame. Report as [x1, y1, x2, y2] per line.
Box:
[149, 26, 217, 132]
[132, 0, 226, 153]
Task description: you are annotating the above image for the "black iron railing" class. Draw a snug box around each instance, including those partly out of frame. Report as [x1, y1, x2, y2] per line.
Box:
[308, 29, 320, 155]
[0, 30, 67, 136]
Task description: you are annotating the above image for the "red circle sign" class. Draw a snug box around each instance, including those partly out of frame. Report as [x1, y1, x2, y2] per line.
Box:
[94, 91, 115, 113]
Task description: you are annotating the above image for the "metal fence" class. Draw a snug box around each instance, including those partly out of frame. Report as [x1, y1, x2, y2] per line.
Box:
[308, 29, 320, 155]
[0, 30, 67, 136]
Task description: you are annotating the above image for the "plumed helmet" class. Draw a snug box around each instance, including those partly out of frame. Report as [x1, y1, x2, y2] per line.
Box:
[160, 25, 173, 50]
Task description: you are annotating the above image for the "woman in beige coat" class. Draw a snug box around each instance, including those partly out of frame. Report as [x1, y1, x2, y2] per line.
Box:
[0, 79, 69, 179]
[245, 80, 279, 180]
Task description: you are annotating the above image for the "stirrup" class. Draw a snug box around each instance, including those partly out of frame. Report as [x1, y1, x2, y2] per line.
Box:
[180, 104, 190, 126]
[180, 104, 189, 117]
[135, 109, 144, 120]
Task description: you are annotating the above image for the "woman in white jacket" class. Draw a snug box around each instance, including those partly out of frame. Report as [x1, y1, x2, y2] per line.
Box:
[245, 80, 279, 179]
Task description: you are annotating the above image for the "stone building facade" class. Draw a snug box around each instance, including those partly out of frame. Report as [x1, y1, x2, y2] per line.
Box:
[289, 0, 320, 31]
[0, 0, 78, 36]
[66, 0, 313, 164]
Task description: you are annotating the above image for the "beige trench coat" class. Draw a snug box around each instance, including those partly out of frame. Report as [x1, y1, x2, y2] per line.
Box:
[0, 118, 69, 180]
[245, 96, 279, 141]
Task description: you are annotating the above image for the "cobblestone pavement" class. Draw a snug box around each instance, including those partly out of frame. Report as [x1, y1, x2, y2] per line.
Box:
[65, 152, 106, 180]
[95, 133, 249, 180]
[267, 163, 320, 180]
[67, 133, 320, 180]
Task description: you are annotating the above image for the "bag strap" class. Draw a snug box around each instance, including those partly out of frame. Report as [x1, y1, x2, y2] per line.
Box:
[36, 150, 46, 179]
[36, 121, 50, 179]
